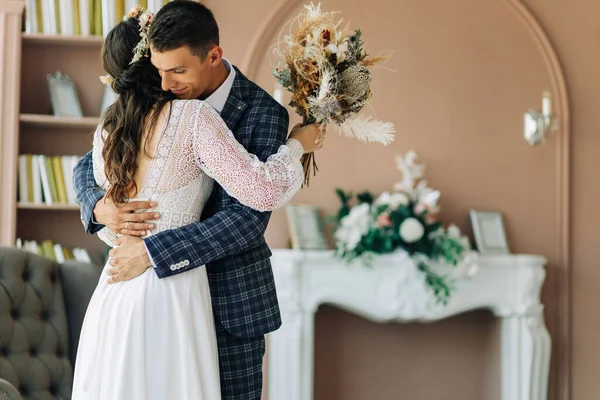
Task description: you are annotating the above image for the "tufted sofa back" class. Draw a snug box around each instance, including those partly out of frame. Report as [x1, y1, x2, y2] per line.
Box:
[0, 247, 101, 399]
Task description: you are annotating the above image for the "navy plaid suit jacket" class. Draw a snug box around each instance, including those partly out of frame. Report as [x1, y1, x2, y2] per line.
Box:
[74, 66, 286, 339]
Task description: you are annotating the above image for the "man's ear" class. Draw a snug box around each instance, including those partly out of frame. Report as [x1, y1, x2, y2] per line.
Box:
[208, 46, 223, 66]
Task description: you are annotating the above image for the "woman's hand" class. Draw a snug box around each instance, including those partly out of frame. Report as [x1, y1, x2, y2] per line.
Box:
[93, 196, 159, 236]
[289, 123, 326, 154]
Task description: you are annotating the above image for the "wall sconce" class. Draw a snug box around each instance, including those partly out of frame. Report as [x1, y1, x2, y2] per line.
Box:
[524, 90, 558, 146]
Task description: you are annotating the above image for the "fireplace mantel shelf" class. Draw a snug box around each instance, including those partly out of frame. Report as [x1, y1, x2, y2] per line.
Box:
[267, 249, 550, 400]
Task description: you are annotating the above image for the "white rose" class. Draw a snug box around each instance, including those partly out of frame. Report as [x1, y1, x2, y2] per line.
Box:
[399, 218, 424, 243]
[447, 224, 461, 238]
[374, 192, 391, 207]
[389, 192, 409, 208]
[335, 203, 371, 250]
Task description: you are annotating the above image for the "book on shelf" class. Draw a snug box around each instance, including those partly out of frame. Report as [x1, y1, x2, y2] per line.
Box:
[24, 0, 172, 36]
[18, 154, 82, 206]
[101, 0, 117, 39]
[15, 237, 92, 264]
[79, 0, 90, 36]
[24, 0, 39, 34]
[58, 0, 74, 35]
[39, 0, 57, 35]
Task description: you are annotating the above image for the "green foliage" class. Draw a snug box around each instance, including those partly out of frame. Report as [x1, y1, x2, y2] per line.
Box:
[331, 187, 469, 304]
[272, 68, 293, 89]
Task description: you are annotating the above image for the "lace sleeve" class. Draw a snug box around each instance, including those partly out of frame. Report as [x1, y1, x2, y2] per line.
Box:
[92, 124, 108, 190]
[187, 101, 304, 212]
[91, 125, 118, 246]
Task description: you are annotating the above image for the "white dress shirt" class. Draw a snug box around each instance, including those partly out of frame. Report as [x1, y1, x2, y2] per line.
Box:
[203, 58, 236, 114]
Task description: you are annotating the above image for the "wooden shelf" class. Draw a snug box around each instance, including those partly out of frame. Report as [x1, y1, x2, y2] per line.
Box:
[17, 203, 80, 211]
[20, 114, 100, 129]
[0, 22, 104, 251]
[22, 33, 104, 46]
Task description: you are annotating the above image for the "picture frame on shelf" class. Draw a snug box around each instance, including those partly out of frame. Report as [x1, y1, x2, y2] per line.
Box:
[47, 72, 83, 118]
[285, 204, 328, 250]
[469, 209, 510, 255]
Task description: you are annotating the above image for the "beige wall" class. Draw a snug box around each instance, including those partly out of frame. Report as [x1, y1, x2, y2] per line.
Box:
[206, 0, 600, 399]
[527, 1, 600, 398]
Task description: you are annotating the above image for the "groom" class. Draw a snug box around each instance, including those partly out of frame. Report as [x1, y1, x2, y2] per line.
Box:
[74, 1, 319, 399]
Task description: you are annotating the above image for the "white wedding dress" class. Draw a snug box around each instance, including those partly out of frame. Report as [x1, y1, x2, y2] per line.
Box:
[71, 99, 303, 400]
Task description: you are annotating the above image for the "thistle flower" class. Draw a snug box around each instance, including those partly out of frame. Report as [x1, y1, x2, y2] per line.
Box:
[338, 65, 372, 103]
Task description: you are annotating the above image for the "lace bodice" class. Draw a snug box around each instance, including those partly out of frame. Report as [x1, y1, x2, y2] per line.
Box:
[92, 100, 304, 247]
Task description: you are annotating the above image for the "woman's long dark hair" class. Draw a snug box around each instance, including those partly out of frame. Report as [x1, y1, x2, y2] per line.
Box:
[101, 17, 175, 204]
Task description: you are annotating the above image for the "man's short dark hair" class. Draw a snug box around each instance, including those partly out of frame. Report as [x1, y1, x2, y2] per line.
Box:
[149, 0, 219, 59]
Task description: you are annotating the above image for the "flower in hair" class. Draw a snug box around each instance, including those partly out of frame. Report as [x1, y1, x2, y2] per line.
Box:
[139, 12, 153, 30]
[99, 74, 114, 85]
[124, 4, 143, 20]
[130, 10, 154, 65]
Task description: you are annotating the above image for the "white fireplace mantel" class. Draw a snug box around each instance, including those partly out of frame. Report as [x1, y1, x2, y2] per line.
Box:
[267, 249, 551, 400]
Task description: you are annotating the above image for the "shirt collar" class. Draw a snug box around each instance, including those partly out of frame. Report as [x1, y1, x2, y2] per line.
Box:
[203, 58, 236, 114]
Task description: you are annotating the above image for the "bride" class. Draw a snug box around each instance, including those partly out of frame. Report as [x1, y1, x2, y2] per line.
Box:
[71, 10, 322, 400]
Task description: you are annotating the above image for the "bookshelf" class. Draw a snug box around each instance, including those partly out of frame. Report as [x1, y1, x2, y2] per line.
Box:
[0, 2, 108, 260]
[17, 203, 81, 211]
[22, 33, 104, 46]
[20, 114, 100, 129]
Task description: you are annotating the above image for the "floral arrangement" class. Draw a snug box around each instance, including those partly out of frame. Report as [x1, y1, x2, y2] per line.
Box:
[331, 151, 473, 303]
[99, 5, 153, 86]
[125, 5, 153, 65]
[272, 2, 395, 185]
